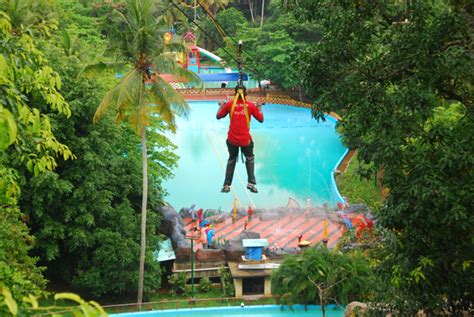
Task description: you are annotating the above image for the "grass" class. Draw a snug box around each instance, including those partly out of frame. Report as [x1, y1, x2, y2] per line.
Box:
[104, 288, 277, 314]
[336, 154, 384, 210]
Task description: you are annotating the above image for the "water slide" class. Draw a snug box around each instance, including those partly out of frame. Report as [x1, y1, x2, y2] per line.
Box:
[197, 46, 222, 62]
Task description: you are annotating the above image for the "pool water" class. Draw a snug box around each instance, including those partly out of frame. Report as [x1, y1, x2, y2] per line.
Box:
[110, 304, 344, 317]
[163, 101, 347, 211]
[198, 67, 260, 89]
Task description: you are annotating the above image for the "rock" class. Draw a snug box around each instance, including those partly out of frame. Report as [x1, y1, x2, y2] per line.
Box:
[179, 207, 191, 219]
[171, 231, 186, 249]
[236, 207, 247, 218]
[253, 208, 265, 215]
[175, 246, 191, 261]
[207, 213, 227, 224]
[196, 248, 225, 262]
[344, 301, 368, 317]
[259, 213, 280, 221]
[265, 247, 300, 258]
[204, 209, 220, 217]
[223, 230, 261, 261]
[224, 250, 245, 262]
[224, 230, 260, 252]
[160, 205, 181, 237]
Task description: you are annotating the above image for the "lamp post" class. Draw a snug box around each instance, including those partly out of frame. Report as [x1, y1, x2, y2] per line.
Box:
[186, 235, 196, 301]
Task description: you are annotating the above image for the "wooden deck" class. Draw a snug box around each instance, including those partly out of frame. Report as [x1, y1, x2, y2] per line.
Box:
[183, 213, 347, 250]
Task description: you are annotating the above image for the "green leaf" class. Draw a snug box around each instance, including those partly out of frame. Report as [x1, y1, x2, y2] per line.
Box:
[2, 287, 18, 316]
[0, 106, 18, 149]
[54, 292, 84, 304]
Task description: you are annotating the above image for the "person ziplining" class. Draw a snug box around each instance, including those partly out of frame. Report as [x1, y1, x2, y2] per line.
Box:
[216, 41, 264, 194]
[217, 85, 264, 193]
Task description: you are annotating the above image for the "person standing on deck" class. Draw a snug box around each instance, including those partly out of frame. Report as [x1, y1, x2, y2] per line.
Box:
[247, 205, 254, 222]
[217, 85, 264, 193]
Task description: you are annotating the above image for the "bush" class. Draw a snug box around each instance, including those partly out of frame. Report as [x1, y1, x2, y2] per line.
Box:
[198, 277, 212, 293]
[272, 246, 374, 313]
[168, 272, 187, 296]
[218, 266, 234, 297]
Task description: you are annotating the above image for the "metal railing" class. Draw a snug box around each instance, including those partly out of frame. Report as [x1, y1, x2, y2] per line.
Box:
[102, 295, 277, 314]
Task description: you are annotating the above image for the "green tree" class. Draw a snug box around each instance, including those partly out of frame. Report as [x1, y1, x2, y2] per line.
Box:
[272, 247, 373, 317]
[0, 2, 73, 299]
[0, 0, 58, 37]
[91, 0, 199, 305]
[215, 7, 247, 36]
[212, 4, 320, 89]
[14, 0, 181, 297]
[19, 45, 168, 298]
[285, 0, 474, 313]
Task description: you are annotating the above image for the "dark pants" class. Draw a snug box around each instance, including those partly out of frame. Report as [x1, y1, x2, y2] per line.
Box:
[224, 139, 256, 186]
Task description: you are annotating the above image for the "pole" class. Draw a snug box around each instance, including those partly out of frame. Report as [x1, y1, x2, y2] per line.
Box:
[322, 219, 328, 247]
[237, 40, 243, 87]
[191, 237, 195, 299]
[194, 0, 196, 22]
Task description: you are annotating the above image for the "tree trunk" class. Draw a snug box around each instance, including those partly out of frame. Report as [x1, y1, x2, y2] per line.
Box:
[248, 0, 255, 23]
[260, 0, 265, 29]
[137, 126, 148, 308]
[316, 284, 326, 317]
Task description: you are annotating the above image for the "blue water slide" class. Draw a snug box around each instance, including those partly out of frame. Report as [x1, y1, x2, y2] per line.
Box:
[198, 72, 248, 82]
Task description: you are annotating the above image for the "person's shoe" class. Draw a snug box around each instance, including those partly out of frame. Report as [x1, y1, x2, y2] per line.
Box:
[221, 185, 231, 193]
[247, 183, 258, 193]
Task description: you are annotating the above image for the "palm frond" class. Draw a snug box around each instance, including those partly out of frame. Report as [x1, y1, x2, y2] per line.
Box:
[94, 68, 142, 124]
[79, 61, 128, 79]
[153, 54, 202, 87]
[145, 77, 188, 133]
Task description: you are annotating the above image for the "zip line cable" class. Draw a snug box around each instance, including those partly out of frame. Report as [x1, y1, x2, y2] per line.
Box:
[205, 129, 242, 206]
[177, 0, 199, 9]
[194, 0, 263, 78]
[212, 127, 257, 209]
[195, 0, 227, 42]
[194, 0, 260, 64]
[169, 0, 239, 66]
[169, 0, 264, 80]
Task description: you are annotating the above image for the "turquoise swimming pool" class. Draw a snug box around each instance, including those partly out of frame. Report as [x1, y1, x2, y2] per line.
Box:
[163, 101, 347, 211]
[199, 66, 260, 89]
[110, 304, 344, 317]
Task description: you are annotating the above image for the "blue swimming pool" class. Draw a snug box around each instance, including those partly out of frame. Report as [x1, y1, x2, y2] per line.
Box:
[163, 101, 347, 211]
[110, 304, 344, 317]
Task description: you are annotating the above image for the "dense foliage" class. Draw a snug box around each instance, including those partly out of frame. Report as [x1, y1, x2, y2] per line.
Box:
[90, 0, 199, 304]
[284, 0, 474, 313]
[2, 1, 473, 314]
[196, 4, 319, 88]
[272, 247, 373, 316]
[1, 0, 182, 300]
[0, 0, 73, 299]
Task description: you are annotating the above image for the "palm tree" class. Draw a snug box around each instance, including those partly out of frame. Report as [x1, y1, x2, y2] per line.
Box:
[155, 0, 189, 30]
[92, 0, 200, 306]
[271, 247, 372, 317]
[0, 0, 57, 35]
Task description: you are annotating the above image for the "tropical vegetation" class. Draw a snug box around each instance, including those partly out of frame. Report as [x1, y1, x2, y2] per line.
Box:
[272, 247, 373, 317]
[0, 0, 472, 316]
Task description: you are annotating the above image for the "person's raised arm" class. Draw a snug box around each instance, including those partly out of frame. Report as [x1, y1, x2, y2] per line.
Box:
[216, 101, 229, 119]
[252, 102, 264, 123]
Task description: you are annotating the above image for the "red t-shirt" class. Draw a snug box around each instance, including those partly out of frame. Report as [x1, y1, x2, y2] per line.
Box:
[216, 99, 264, 146]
